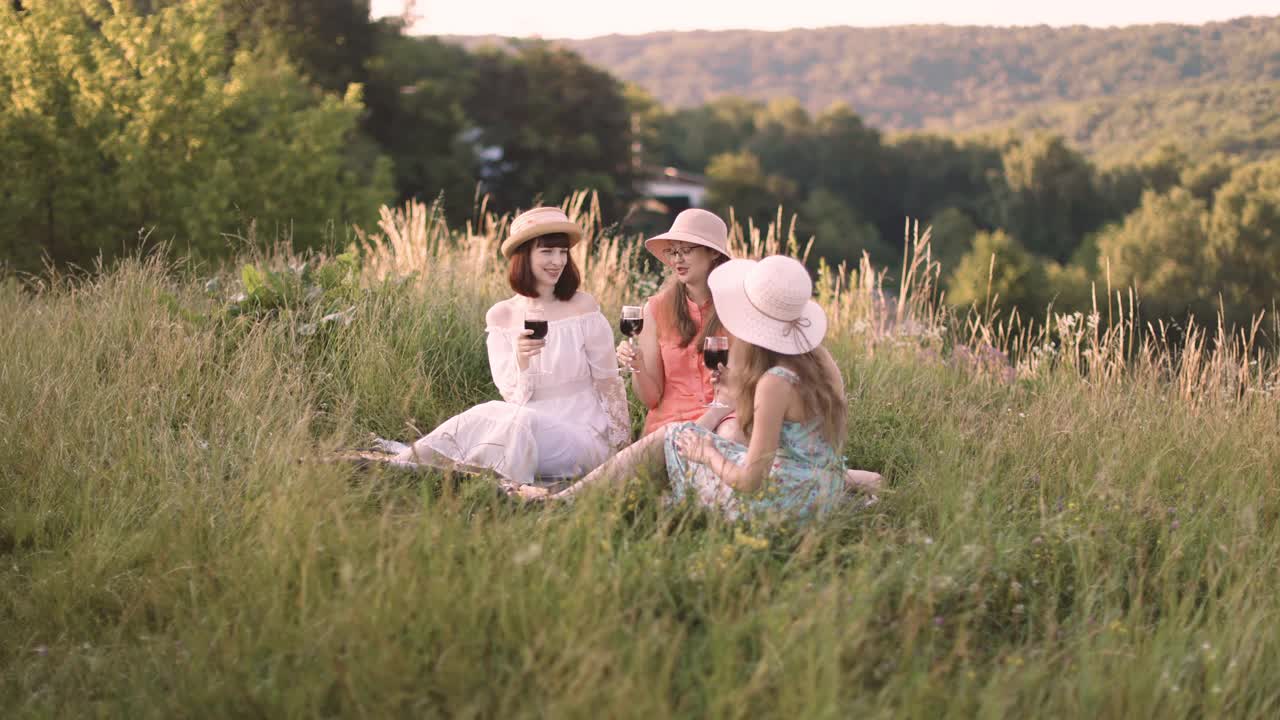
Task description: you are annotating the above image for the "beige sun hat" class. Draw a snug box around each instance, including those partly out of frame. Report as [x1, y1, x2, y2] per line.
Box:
[501, 206, 585, 258]
[707, 255, 827, 355]
[644, 209, 730, 266]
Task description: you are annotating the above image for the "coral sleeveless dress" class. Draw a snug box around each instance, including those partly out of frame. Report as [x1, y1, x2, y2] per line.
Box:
[642, 295, 716, 436]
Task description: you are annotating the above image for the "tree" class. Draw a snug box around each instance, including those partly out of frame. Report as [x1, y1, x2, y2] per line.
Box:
[1094, 188, 1213, 322]
[704, 151, 797, 228]
[1180, 153, 1237, 205]
[362, 32, 477, 217]
[946, 230, 1049, 316]
[1096, 143, 1188, 221]
[746, 98, 819, 193]
[624, 84, 668, 172]
[883, 134, 1004, 236]
[810, 104, 895, 233]
[649, 96, 761, 172]
[997, 134, 1104, 262]
[926, 207, 979, 275]
[464, 41, 636, 218]
[1205, 159, 1280, 326]
[0, 0, 390, 270]
[801, 188, 894, 269]
[218, 0, 379, 95]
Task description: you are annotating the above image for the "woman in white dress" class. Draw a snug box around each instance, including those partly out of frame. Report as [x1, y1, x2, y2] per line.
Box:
[355, 207, 630, 487]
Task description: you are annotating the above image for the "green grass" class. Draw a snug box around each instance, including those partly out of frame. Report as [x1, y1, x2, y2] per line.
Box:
[3, 253, 1280, 718]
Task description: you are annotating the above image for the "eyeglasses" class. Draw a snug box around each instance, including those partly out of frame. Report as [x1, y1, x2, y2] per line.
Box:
[662, 245, 702, 261]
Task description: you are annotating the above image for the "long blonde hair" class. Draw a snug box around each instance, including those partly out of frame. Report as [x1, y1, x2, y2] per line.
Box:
[731, 342, 846, 448]
[655, 251, 729, 348]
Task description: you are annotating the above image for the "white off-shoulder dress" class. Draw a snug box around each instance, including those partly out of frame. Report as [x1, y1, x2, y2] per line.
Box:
[389, 309, 630, 485]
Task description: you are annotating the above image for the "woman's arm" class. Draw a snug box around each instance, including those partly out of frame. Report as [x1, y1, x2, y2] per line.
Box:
[629, 301, 664, 409]
[581, 307, 632, 451]
[675, 374, 790, 494]
[484, 301, 537, 405]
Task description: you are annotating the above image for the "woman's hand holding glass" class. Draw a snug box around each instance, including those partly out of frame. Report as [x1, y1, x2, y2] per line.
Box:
[616, 339, 640, 371]
[516, 332, 545, 372]
[617, 305, 644, 375]
[520, 305, 549, 376]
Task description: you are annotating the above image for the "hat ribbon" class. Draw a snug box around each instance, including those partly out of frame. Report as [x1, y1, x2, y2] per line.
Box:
[744, 288, 815, 352]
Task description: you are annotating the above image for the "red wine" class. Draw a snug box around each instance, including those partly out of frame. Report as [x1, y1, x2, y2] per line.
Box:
[619, 318, 644, 337]
[525, 320, 549, 340]
[703, 348, 728, 370]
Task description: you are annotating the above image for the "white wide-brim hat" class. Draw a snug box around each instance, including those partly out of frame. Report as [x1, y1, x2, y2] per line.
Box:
[501, 206, 584, 258]
[708, 256, 827, 355]
[645, 209, 730, 266]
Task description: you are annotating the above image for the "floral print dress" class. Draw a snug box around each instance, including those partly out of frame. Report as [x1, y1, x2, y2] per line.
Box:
[663, 367, 846, 525]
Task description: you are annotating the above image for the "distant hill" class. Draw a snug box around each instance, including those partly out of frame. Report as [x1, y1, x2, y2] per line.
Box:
[979, 81, 1280, 164]
[443, 16, 1280, 160]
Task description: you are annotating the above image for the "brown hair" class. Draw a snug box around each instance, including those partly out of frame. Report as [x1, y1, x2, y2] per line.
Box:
[656, 249, 729, 348]
[507, 233, 580, 300]
[731, 343, 847, 448]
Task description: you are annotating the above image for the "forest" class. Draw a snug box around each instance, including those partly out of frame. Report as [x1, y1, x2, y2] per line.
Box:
[4, 2, 1279, 328]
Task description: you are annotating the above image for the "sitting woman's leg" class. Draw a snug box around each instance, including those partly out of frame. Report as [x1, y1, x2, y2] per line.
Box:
[519, 427, 669, 501]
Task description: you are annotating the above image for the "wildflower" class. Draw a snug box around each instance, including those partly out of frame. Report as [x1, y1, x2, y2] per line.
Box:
[733, 529, 769, 552]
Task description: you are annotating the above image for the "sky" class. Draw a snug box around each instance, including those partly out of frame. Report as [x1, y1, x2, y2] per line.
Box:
[370, 0, 1279, 38]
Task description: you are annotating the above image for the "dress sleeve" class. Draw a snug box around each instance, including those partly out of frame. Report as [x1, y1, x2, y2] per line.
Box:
[486, 326, 532, 405]
[582, 313, 631, 450]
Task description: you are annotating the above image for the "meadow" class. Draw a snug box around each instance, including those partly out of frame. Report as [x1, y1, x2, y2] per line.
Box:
[2, 196, 1280, 717]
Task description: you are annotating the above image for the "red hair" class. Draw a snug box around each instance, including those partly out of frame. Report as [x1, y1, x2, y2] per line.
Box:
[507, 233, 580, 300]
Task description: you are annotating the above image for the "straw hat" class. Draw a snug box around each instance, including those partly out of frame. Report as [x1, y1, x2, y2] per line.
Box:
[501, 207, 584, 258]
[707, 256, 827, 355]
[644, 209, 730, 265]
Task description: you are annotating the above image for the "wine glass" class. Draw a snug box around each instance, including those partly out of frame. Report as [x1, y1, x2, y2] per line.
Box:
[618, 305, 644, 374]
[702, 336, 730, 409]
[524, 305, 550, 377]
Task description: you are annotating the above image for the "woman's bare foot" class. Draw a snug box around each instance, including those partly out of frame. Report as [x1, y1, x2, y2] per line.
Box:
[499, 482, 552, 502]
[845, 469, 883, 494]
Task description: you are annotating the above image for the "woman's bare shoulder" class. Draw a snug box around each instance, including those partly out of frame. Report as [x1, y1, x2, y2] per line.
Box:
[569, 291, 601, 314]
[485, 296, 522, 327]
